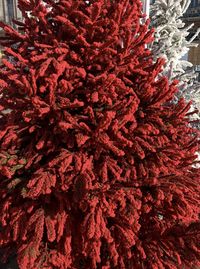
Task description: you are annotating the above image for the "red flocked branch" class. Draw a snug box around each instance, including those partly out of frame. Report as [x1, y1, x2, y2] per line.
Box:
[0, 0, 200, 268]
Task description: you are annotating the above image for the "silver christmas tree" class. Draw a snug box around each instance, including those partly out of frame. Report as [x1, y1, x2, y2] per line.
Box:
[150, 0, 200, 166]
[150, 0, 200, 167]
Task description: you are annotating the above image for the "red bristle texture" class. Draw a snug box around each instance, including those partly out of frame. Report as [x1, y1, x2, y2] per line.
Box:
[0, 0, 199, 269]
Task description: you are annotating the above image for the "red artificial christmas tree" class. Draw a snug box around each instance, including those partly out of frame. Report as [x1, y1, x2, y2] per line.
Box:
[0, 0, 199, 268]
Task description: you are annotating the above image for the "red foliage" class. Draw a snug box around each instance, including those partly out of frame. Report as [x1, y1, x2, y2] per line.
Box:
[0, 0, 200, 268]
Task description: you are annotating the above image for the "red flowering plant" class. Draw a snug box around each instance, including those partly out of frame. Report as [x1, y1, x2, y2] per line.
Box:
[0, 0, 199, 268]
